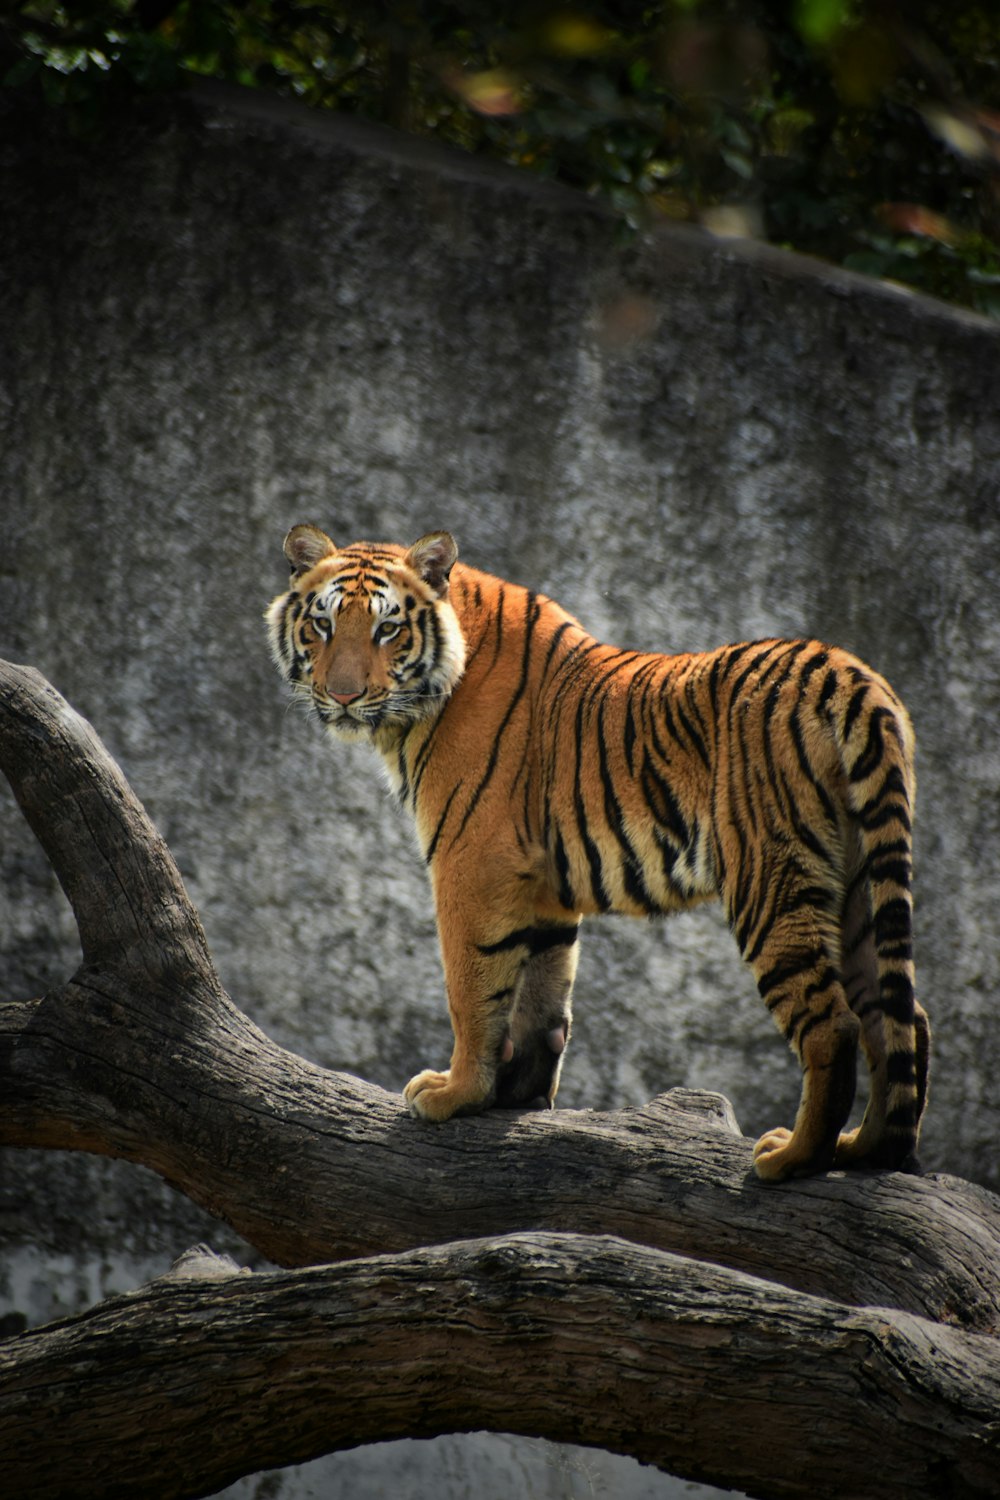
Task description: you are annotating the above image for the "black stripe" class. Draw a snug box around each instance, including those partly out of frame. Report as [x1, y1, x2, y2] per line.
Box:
[798, 648, 829, 687]
[344, 545, 399, 560]
[477, 925, 579, 956]
[816, 667, 839, 718]
[640, 753, 689, 843]
[643, 668, 677, 767]
[867, 836, 911, 859]
[330, 567, 389, 588]
[778, 883, 839, 917]
[518, 762, 534, 848]
[868, 856, 912, 888]
[858, 798, 912, 833]
[653, 826, 681, 886]
[547, 638, 605, 733]
[738, 860, 805, 962]
[541, 620, 576, 680]
[683, 674, 713, 761]
[849, 707, 894, 783]
[843, 683, 869, 740]
[796, 995, 838, 1045]
[449, 592, 539, 848]
[886, 1049, 916, 1084]
[804, 966, 840, 1000]
[780, 770, 837, 869]
[395, 738, 411, 805]
[706, 646, 737, 717]
[764, 640, 810, 692]
[422, 604, 446, 677]
[874, 896, 911, 947]
[489, 584, 507, 668]
[675, 696, 710, 768]
[759, 690, 791, 823]
[714, 640, 759, 685]
[424, 781, 463, 865]
[554, 826, 576, 909]
[597, 699, 657, 912]
[757, 947, 825, 1001]
[789, 702, 839, 827]
[857, 766, 911, 830]
[657, 681, 682, 748]
[878, 976, 914, 1023]
[623, 701, 637, 777]
[727, 691, 757, 889]
[572, 692, 613, 912]
[729, 640, 787, 701]
[738, 855, 793, 969]
[410, 711, 448, 800]
[583, 648, 642, 708]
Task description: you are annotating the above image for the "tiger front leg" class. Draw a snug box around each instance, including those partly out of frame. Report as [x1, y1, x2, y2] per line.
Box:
[494, 933, 580, 1110]
[403, 918, 580, 1122]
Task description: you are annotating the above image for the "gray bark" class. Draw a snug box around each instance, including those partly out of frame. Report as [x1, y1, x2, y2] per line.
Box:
[2, 656, 1000, 1500]
[3, 1237, 999, 1500]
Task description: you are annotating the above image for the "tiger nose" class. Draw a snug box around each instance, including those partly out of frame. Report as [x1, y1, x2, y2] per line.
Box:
[329, 688, 363, 705]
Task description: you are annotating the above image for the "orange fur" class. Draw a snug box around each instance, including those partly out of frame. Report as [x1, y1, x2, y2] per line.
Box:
[267, 527, 929, 1181]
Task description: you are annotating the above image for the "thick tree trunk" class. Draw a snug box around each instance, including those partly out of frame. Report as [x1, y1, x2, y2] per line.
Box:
[3, 1238, 999, 1500]
[2, 657, 1000, 1500]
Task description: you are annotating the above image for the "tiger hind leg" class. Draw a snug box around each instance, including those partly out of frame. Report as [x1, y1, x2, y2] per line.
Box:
[752, 1002, 861, 1180]
[834, 998, 929, 1171]
[746, 912, 861, 1181]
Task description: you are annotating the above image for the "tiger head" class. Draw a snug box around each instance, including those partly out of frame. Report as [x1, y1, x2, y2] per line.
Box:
[266, 525, 467, 742]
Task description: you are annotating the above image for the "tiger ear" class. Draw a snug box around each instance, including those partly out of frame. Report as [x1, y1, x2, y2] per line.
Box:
[283, 524, 337, 577]
[407, 531, 458, 596]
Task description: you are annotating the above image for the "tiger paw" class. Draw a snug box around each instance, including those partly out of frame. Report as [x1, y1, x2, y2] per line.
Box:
[751, 1127, 797, 1182]
[834, 1126, 920, 1173]
[753, 1126, 840, 1182]
[494, 1017, 569, 1110]
[833, 1125, 865, 1164]
[404, 1068, 487, 1121]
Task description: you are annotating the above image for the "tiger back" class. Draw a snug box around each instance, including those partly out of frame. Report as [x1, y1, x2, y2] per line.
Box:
[266, 525, 929, 1182]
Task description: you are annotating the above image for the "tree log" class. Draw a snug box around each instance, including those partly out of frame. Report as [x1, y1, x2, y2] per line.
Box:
[2, 1235, 999, 1500]
[3, 657, 1000, 1499]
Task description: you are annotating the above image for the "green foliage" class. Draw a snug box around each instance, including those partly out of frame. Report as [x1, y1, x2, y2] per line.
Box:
[4, 1, 1000, 316]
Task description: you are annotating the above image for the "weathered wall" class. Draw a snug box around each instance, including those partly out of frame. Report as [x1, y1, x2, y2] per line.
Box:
[1, 78, 999, 1498]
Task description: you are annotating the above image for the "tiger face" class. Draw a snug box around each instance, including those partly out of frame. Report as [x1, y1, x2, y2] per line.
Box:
[265, 525, 466, 743]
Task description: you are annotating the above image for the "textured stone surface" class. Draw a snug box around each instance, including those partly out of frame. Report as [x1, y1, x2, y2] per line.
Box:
[1, 77, 998, 1499]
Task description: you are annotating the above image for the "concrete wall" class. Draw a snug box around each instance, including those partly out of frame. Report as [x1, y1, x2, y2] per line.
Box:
[2, 79, 999, 1498]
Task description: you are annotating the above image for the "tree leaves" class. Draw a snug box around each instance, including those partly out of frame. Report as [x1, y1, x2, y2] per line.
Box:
[4, 2, 999, 315]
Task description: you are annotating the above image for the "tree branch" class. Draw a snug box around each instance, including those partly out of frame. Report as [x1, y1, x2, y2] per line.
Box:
[0, 663, 215, 979]
[3, 656, 1000, 1497]
[3, 1235, 998, 1500]
[2, 659, 999, 1323]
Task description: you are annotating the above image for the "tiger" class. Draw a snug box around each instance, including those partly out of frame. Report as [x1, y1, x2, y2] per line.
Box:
[266, 524, 929, 1182]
